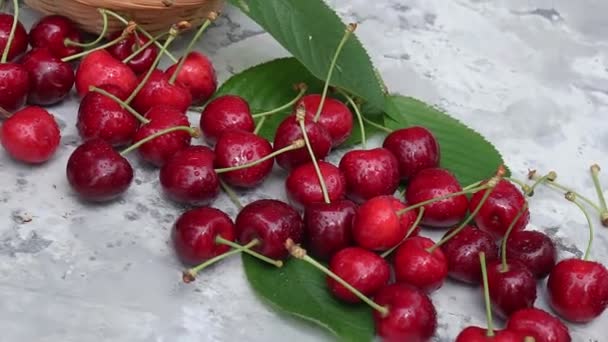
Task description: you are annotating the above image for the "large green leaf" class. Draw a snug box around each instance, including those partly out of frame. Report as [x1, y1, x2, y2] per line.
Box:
[228, 0, 386, 110]
[385, 95, 506, 185]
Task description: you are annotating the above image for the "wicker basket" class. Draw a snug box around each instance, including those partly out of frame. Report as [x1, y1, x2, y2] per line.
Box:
[24, 0, 224, 35]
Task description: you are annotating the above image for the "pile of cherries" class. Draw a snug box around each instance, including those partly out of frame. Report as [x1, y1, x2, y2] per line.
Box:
[1, 3, 607, 341]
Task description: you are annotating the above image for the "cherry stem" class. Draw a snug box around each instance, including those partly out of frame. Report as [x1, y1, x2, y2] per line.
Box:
[520, 172, 602, 213]
[103, 9, 177, 62]
[313, 23, 357, 123]
[296, 107, 330, 204]
[89, 86, 150, 124]
[285, 238, 389, 316]
[500, 202, 528, 272]
[61, 24, 136, 63]
[565, 192, 594, 261]
[251, 83, 308, 118]
[65, 8, 108, 48]
[590, 164, 608, 227]
[0, 0, 19, 63]
[381, 207, 425, 258]
[462, 181, 483, 191]
[183, 238, 258, 283]
[123, 32, 169, 64]
[0, 106, 10, 119]
[396, 184, 490, 216]
[362, 116, 392, 134]
[214, 139, 305, 174]
[126, 27, 178, 104]
[219, 179, 243, 210]
[479, 252, 495, 337]
[216, 236, 283, 267]
[119, 126, 199, 156]
[337, 89, 366, 149]
[169, 13, 217, 85]
[254, 116, 266, 135]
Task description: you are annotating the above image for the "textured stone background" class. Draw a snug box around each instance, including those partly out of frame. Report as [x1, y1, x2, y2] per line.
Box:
[0, 1, 607, 341]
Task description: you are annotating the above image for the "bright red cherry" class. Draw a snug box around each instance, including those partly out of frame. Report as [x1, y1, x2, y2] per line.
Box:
[382, 126, 440, 180]
[166, 51, 217, 105]
[486, 260, 537, 319]
[455, 326, 529, 342]
[504, 230, 557, 279]
[20, 48, 74, 105]
[507, 308, 571, 342]
[106, 30, 158, 74]
[394, 236, 448, 293]
[273, 114, 332, 171]
[286, 160, 346, 210]
[339, 148, 400, 203]
[75, 50, 138, 97]
[303, 200, 356, 260]
[29, 15, 82, 59]
[131, 69, 192, 114]
[296, 94, 353, 147]
[0, 62, 29, 112]
[199, 95, 253, 145]
[0, 13, 28, 61]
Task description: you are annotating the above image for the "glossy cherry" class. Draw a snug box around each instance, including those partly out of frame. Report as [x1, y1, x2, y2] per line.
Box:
[172, 207, 236, 266]
[303, 199, 356, 260]
[382, 126, 440, 180]
[547, 258, 608, 323]
[66, 139, 133, 201]
[507, 308, 571, 342]
[373, 284, 437, 342]
[273, 114, 332, 170]
[406, 167, 468, 228]
[286, 160, 346, 209]
[0, 106, 60, 163]
[339, 148, 400, 203]
[296, 94, 353, 147]
[504, 230, 556, 279]
[440, 225, 499, 284]
[213, 130, 273, 188]
[20, 48, 74, 105]
[0, 62, 29, 112]
[235, 199, 304, 260]
[75, 50, 138, 97]
[28, 15, 82, 59]
[486, 260, 537, 319]
[0, 13, 28, 61]
[199, 95, 253, 145]
[166, 51, 216, 105]
[131, 69, 192, 114]
[394, 236, 448, 293]
[455, 327, 529, 342]
[327, 247, 390, 303]
[470, 179, 529, 238]
[106, 30, 158, 74]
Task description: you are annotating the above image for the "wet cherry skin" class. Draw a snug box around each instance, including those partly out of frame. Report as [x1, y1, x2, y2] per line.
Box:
[383, 126, 440, 180]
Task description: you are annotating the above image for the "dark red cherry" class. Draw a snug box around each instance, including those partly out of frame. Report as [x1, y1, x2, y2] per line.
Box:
[470, 179, 529, 238]
[296, 94, 353, 147]
[165, 51, 217, 105]
[131, 69, 192, 114]
[29, 15, 82, 59]
[199, 95, 253, 145]
[373, 284, 437, 342]
[327, 247, 390, 303]
[455, 326, 529, 342]
[0, 13, 28, 61]
[382, 126, 440, 180]
[159, 145, 219, 206]
[75, 50, 138, 97]
[172, 207, 236, 266]
[106, 30, 158, 74]
[273, 114, 332, 171]
[286, 160, 346, 210]
[303, 200, 356, 260]
[507, 308, 571, 342]
[0, 106, 60, 163]
[547, 258, 608, 323]
[505, 230, 557, 279]
[66, 139, 133, 201]
[235, 199, 303, 260]
[20, 48, 74, 106]
[486, 260, 537, 319]
[0, 62, 29, 112]
[440, 225, 499, 284]
[406, 167, 468, 228]
[214, 130, 273, 188]
[339, 148, 400, 203]
[394, 236, 448, 293]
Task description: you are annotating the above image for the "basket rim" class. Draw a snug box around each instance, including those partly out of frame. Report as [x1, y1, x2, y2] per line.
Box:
[71, 0, 213, 10]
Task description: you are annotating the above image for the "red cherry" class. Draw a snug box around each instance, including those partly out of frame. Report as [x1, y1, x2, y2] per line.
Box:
[165, 51, 217, 105]
[382, 126, 440, 180]
[486, 260, 537, 319]
[507, 308, 571, 342]
[75, 50, 138, 97]
[505, 230, 557, 279]
[131, 69, 192, 114]
[394, 236, 448, 292]
[455, 326, 529, 342]
[470, 179, 529, 238]
[66, 139, 133, 201]
[303, 200, 356, 260]
[285, 160, 346, 209]
[159, 146, 219, 206]
[20, 48, 74, 106]
[0, 106, 60, 163]
[440, 225, 499, 284]
[199, 95, 253, 145]
[373, 284, 437, 342]
[213, 130, 273, 188]
[547, 258, 608, 323]
[339, 148, 400, 203]
[273, 114, 332, 170]
[352, 195, 419, 251]
[172, 207, 235, 266]
[235, 199, 303, 260]
[28, 15, 82, 59]
[106, 31, 158, 74]
[132, 106, 191, 167]
[296, 94, 353, 147]
[0, 13, 28, 61]
[0, 62, 29, 112]
[327, 247, 390, 303]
